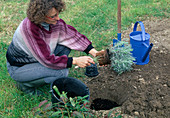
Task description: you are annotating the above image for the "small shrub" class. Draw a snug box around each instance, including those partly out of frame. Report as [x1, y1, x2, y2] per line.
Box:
[109, 39, 135, 75]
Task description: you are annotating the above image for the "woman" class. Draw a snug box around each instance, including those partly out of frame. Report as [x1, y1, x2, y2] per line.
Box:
[6, 0, 99, 95]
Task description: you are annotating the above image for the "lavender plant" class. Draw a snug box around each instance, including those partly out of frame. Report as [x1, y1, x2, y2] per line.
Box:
[109, 39, 135, 75]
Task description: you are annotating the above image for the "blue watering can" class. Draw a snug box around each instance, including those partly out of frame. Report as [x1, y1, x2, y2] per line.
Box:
[130, 21, 153, 65]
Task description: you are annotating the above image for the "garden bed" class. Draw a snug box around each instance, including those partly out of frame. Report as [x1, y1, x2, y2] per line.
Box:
[85, 18, 170, 117]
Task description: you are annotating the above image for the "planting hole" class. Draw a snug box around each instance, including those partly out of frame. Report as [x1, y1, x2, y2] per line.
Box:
[90, 98, 121, 110]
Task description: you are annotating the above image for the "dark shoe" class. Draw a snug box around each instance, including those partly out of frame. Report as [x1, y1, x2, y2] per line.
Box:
[16, 82, 43, 96]
[31, 89, 44, 96]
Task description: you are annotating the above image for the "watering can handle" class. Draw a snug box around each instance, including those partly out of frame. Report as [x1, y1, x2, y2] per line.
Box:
[133, 21, 146, 41]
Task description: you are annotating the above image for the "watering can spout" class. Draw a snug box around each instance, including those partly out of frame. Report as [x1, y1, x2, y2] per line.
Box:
[142, 43, 153, 62]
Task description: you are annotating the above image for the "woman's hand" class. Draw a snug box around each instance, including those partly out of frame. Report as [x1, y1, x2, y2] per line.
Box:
[73, 56, 95, 68]
[89, 48, 98, 57]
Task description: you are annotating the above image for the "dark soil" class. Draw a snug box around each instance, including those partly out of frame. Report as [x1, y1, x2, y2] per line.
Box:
[85, 18, 170, 118]
[90, 98, 120, 110]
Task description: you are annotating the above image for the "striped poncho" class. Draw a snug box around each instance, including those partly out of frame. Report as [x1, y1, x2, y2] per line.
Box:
[6, 18, 93, 69]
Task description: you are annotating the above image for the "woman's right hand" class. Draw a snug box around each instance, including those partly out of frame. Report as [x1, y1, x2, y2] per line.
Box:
[73, 56, 95, 68]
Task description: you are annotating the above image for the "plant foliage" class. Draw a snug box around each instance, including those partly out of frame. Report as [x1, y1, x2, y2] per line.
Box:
[109, 39, 135, 75]
[51, 85, 93, 118]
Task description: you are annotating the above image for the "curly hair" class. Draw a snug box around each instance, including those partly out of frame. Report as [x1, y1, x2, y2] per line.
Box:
[27, 0, 65, 24]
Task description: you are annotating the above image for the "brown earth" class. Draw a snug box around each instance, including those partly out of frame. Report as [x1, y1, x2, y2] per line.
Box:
[85, 18, 170, 118]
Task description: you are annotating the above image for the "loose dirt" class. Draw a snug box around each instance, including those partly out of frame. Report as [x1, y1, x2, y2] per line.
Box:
[85, 18, 170, 118]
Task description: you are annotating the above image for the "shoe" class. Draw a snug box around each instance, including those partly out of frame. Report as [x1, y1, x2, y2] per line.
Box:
[16, 82, 43, 96]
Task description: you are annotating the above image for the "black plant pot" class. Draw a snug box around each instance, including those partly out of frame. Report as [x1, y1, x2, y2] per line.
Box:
[51, 77, 90, 107]
[85, 63, 99, 77]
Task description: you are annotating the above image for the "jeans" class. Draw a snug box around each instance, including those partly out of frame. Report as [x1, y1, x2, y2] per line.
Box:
[7, 44, 71, 90]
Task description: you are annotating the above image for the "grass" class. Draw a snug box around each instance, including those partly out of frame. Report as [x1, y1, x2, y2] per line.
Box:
[0, 0, 169, 117]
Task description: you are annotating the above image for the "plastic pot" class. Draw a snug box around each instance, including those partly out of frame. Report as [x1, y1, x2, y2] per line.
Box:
[51, 77, 90, 106]
[85, 63, 99, 77]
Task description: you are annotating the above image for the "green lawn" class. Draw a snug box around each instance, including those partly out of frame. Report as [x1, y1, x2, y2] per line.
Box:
[0, 0, 169, 117]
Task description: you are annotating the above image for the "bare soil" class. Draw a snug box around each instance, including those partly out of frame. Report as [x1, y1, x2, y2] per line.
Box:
[85, 18, 170, 118]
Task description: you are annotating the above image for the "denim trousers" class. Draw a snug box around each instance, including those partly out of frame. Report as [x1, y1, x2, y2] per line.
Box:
[7, 44, 71, 90]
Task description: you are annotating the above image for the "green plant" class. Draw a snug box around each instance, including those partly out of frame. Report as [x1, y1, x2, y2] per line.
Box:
[109, 39, 135, 75]
[51, 85, 93, 118]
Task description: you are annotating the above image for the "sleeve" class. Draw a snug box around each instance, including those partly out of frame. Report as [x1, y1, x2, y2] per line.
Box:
[57, 19, 94, 53]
